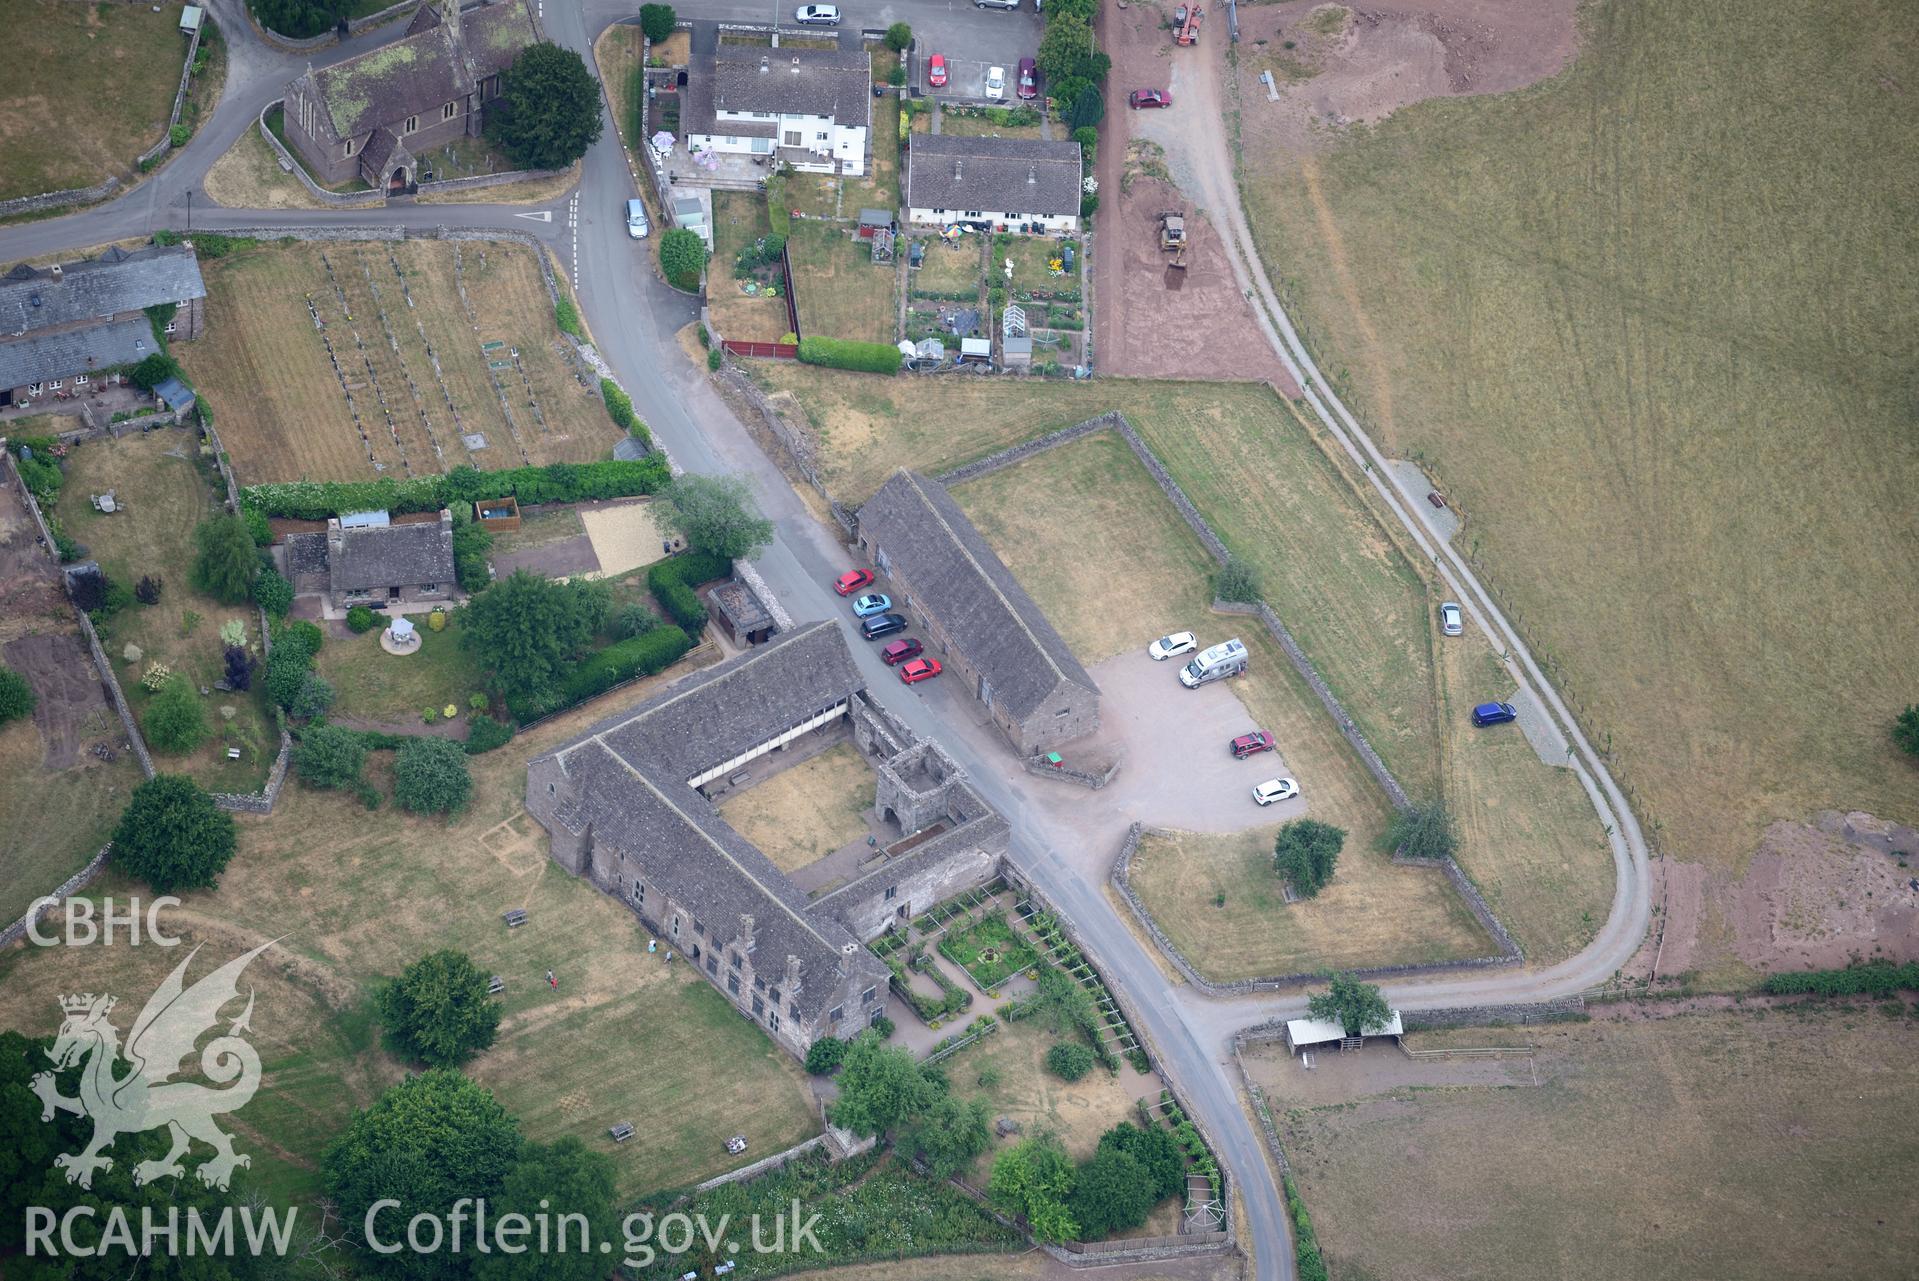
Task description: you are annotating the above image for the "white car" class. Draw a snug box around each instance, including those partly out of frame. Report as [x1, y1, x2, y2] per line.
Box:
[794, 3, 841, 24]
[1253, 778, 1299, 806]
[1148, 631, 1197, 661]
[985, 66, 1007, 100]
[625, 198, 650, 240]
[1439, 601, 1463, 636]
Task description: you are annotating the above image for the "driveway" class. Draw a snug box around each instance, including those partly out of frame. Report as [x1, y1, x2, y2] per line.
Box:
[908, 8, 1043, 102]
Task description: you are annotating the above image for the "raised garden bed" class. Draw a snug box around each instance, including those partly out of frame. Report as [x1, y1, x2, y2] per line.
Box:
[937, 911, 1039, 991]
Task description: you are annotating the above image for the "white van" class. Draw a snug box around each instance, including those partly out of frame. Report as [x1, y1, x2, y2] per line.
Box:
[1179, 637, 1248, 688]
[625, 198, 650, 240]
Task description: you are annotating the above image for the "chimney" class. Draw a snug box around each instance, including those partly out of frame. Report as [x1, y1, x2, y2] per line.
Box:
[326, 517, 345, 565]
[953, 158, 962, 181]
[739, 914, 756, 951]
[1027, 164, 1036, 185]
[783, 954, 802, 995]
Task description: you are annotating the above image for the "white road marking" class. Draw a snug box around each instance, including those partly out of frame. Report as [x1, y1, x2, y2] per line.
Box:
[514, 210, 554, 222]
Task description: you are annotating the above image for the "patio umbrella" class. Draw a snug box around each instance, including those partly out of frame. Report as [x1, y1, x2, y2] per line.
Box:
[650, 131, 676, 155]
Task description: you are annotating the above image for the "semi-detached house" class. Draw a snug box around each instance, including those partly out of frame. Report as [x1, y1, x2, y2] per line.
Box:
[684, 44, 871, 176]
[905, 135, 1084, 235]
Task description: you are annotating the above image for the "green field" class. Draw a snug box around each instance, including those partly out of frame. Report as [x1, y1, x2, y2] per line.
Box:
[1235, 0, 1919, 870]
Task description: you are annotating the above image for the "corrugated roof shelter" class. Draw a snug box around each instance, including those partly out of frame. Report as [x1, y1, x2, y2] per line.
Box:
[152, 377, 197, 414]
[1285, 1011, 1404, 1054]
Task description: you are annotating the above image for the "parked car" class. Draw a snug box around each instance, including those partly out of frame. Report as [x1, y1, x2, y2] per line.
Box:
[861, 612, 908, 640]
[974, 0, 1021, 10]
[833, 568, 875, 596]
[927, 53, 948, 88]
[1230, 731, 1275, 760]
[1129, 89, 1173, 109]
[850, 593, 893, 618]
[985, 66, 1007, 100]
[1148, 631, 1197, 661]
[1253, 778, 1299, 806]
[1471, 701, 1518, 727]
[1017, 57, 1038, 100]
[794, 3, 841, 24]
[899, 657, 944, 685]
[881, 637, 924, 666]
[624, 198, 650, 240]
[1439, 601, 1463, 636]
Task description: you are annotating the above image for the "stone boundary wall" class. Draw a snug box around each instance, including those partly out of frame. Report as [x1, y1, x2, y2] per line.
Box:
[1398, 996, 1587, 1030]
[692, 1135, 827, 1193]
[251, 0, 415, 51]
[932, 413, 1119, 487]
[1391, 851, 1522, 960]
[712, 365, 857, 537]
[1022, 753, 1118, 790]
[0, 846, 115, 949]
[734, 559, 795, 632]
[254, 102, 387, 209]
[415, 166, 569, 198]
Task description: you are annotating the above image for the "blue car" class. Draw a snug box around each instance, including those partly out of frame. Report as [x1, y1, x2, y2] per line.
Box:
[1471, 701, 1518, 727]
[851, 593, 893, 619]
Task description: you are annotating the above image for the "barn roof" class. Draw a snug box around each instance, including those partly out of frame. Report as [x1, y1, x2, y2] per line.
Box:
[0, 245, 205, 338]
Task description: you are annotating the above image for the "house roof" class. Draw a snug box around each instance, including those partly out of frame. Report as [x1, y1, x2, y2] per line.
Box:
[857, 470, 1096, 723]
[462, 0, 540, 77]
[152, 377, 196, 412]
[329, 511, 455, 590]
[684, 43, 870, 140]
[0, 245, 205, 338]
[906, 134, 1083, 218]
[0, 316, 154, 390]
[302, 0, 538, 142]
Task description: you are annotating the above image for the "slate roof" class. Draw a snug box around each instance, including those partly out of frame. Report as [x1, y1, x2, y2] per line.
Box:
[0, 316, 153, 390]
[283, 531, 331, 578]
[906, 135, 1083, 217]
[463, 0, 539, 77]
[685, 44, 870, 139]
[301, 0, 538, 143]
[330, 513, 455, 590]
[0, 245, 205, 338]
[858, 470, 1097, 722]
[534, 622, 877, 1020]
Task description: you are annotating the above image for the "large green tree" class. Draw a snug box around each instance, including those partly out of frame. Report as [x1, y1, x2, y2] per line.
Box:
[988, 1133, 1078, 1243]
[191, 514, 259, 605]
[900, 1093, 991, 1179]
[111, 774, 237, 894]
[461, 570, 610, 703]
[1068, 1146, 1155, 1240]
[827, 1033, 937, 1138]
[393, 737, 473, 815]
[324, 1070, 522, 1279]
[377, 949, 503, 1069]
[655, 474, 775, 561]
[1307, 972, 1394, 1037]
[472, 1138, 618, 1281]
[659, 228, 707, 291]
[1273, 818, 1346, 898]
[486, 42, 603, 171]
[637, 3, 676, 41]
[1096, 1121, 1185, 1202]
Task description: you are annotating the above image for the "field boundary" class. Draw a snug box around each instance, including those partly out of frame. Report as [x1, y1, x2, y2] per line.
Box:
[0, 845, 113, 949]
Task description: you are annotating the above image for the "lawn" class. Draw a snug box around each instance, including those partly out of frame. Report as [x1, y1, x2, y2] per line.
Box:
[1235, 0, 1919, 870]
[717, 741, 874, 874]
[0, 0, 188, 201]
[0, 684, 822, 1214]
[0, 707, 142, 928]
[782, 50, 901, 218]
[1264, 1006, 1919, 1280]
[52, 429, 279, 792]
[201, 126, 330, 211]
[178, 239, 619, 485]
[788, 220, 898, 345]
[709, 190, 793, 344]
[935, 912, 1037, 991]
[909, 234, 985, 298]
[311, 613, 489, 727]
[992, 232, 1077, 303]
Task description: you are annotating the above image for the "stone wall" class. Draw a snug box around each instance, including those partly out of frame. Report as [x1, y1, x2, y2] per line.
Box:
[254, 102, 387, 209]
[416, 167, 569, 198]
[1397, 996, 1587, 1030]
[0, 845, 113, 949]
[1021, 752, 1119, 789]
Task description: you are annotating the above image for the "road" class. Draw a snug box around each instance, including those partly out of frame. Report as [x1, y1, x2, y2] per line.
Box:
[0, 5, 1651, 1280]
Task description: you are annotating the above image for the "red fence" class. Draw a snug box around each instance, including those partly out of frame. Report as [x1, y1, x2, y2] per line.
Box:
[722, 339, 800, 359]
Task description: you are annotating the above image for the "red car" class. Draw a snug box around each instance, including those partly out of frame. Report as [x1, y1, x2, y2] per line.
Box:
[927, 53, 948, 88]
[899, 657, 943, 685]
[833, 568, 875, 596]
[1230, 731, 1275, 760]
[881, 637, 924, 666]
[1129, 88, 1173, 109]
[1016, 57, 1037, 100]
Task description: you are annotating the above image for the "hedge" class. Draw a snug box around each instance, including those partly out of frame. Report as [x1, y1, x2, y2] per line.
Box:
[798, 337, 902, 375]
[1284, 1176, 1328, 1281]
[647, 550, 731, 632]
[600, 378, 653, 450]
[505, 625, 696, 723]
[1762, 961, 1919, 997]
[241, 458, 671, 520]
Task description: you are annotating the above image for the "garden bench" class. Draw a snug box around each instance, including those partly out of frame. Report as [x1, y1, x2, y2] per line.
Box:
[487, 975, 504, 994]
[502, 909, 529, 928]
[609, 1122, 635, 1143]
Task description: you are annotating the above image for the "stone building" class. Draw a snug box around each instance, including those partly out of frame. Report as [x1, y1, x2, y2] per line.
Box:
[525, 621, 1009, 1060]
[856, 469, 1100, 756]
[283, 509, 457, 616]
[281, 0, 542, 192]
[0, 245, 205, 409]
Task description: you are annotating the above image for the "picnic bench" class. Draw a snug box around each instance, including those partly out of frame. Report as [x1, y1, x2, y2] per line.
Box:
[725, 1134, 748, 1155]
[609, 1122, 635, 1143]
[502, 909, 529, 928]
[225, 747, 242, 761]
[487, 975, 505, 994]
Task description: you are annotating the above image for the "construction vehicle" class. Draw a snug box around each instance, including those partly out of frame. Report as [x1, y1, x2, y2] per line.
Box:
[1158, 210, 1190, 269]
[1175, 4, 1203, 45]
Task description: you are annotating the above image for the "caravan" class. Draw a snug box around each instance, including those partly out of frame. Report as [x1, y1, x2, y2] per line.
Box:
[1178, 638, 1247, 689]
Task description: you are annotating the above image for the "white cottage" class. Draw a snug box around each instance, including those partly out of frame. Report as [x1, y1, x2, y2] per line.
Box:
[684, 44, 871, 177]
[905, 135, 1084, 235]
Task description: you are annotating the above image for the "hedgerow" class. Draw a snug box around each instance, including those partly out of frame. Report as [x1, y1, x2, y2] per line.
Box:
[1762, 961, 1919, 997]
[241, 458, 670, 520]
[647, 551, 731, 632]
[600, 378, 653, 450]
[798, 336, 902, 375]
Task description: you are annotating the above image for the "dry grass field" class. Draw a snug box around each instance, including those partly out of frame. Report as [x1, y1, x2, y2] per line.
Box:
[0, 701, 142, 927]
[0, 678, 821, 1209]
[788, 220, 898, 345]
[719, 742, 874, 874]
[710, 191, 794, 344]
[803, 1254, 1241, 1281]
[1236, 0, 1919, 871]
[0, 0, 187, 200]
[909, 234, 986, 297]
[201, 126, 331, 211]
[1266, 1006, 1919, 1280]
[179, 239, 620, 485]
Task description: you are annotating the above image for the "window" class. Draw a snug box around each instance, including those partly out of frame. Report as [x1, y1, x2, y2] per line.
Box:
[692, 918, 705, 936]
[828, 1005, 843, 1024]
[632, 879, 645, 904]
[548, 783, 555, 794]
[727, 973, 740, 995]
[768, 1009, 780, 1031]
[344, 138, 356, 157]
[442, 101, 458, 121]
[754, 976, 766, 992]
[861, 986, 877, 1006]
[49, 380, 62, 390]
[816, 132, 828, 142]
[27, 383, 41, 396]
[420, 583, 439, 592]
[164, 320, 176, 335]
[884, 886, 897, 902]
[1056, 708, 1069, 717]
[789, 1002, 800, 1020]
[751, 994, 763, 1016]
[404, 115, 418, 135]
[705, 954, 718, 975]
[75, 374, 88, 385]
[670, 916, 680, 939]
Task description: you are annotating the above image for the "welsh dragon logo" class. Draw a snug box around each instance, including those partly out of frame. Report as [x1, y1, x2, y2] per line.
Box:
[32, 941, 273, 1191]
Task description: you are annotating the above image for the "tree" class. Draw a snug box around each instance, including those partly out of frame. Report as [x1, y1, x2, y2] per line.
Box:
[655, 474, 774, 561]
[0, 665, 35, 726]
[473, 1138, 618, 1281]
[1274, 819, 1346, 898]
[1307, 972, 1394, 1037]
[988, 1134, 1078, 1243]
[377, 949, 503, 1068]
[191, 514, 259, 605]
[1037, 12, 1094, 83]
[1069, 1146, 1155, 1239]
[1097, 1121, 1185, 1202]
[1387, 797, 1458, 861]
[111, 774, 236, 894]
[252, 565, 293, 618]
[461, 570, 610, 704]
[486, 42, 603, 170]
[324, 1070, 522, 1279]
[222, 644, 254, 692]
[1215, 555, 1260, 603]
[803, 1035, 847, 1075]
[638, 2, 676, 41]
[659, 227, 708, 291]
[1045, 1041, 1094, 1082]
[129, 352, 185, 391]
[144, 673, 208, 754]
[265, 630, 317, 712]
[612, 601, 665, 639]
[135, 573, 164, 605]
[884, 21, 913, 51]
[1894, 705, 1919, 759]
[1065, 83, 1104, 131]
[827, 1033, 937, 1137]
[290, 672, 335, 720]
[295, 722, 369, 790]
[451, 505, 494, 593]
[393, 736, 472, 815]
[901, 1093, 991, 1178]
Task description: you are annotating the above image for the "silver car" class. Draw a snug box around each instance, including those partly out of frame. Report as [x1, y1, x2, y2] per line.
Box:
[795, 3, 841, 23]
[1439, 601, 1463, 636]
